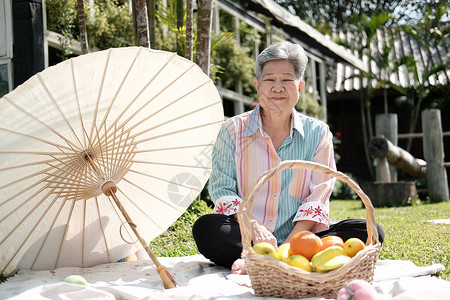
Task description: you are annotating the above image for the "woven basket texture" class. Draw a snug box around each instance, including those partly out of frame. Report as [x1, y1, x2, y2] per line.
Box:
[237, 160, 381, 299]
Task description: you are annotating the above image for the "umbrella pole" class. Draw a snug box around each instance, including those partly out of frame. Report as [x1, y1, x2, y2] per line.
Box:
[102, 183, 178, 289]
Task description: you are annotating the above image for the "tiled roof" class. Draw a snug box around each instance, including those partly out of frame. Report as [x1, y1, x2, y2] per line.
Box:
[330, 25, 450, 93]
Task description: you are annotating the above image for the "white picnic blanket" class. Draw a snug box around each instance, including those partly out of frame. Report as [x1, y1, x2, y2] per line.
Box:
[0, 255, 448, 300]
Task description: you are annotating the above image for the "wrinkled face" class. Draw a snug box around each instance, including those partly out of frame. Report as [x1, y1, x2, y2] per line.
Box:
[254, 59, 304, 118]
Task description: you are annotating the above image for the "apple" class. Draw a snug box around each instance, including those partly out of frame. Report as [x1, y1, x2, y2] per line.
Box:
[63, 275, 88, 286]
[252, 242, 278, 260]
[337, 279, 378, 300]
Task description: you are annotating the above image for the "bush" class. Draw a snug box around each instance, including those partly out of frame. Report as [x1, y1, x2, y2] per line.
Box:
[210, 36, 256, 97]
[331, 173, 358, 200]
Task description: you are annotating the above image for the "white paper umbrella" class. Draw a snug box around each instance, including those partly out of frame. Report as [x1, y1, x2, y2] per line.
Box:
[0, 47, 224, 287]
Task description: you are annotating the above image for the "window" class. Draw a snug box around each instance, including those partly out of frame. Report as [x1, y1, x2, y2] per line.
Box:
[0, 62, 12, 97]
[0, 0, 13, 97]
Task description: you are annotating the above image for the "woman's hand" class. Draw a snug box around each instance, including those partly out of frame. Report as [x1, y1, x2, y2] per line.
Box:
[249, 218, 278, 248]
[284, 220, 324, 243]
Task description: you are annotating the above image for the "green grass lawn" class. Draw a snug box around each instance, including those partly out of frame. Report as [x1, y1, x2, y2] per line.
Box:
[151, 198, 450, 281]
[329, 199, 450, 280]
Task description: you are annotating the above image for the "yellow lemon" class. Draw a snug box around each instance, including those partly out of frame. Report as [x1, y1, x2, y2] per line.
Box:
[277, 243, 292, 261]
[344, 238, 366, 257]
[286, 255, 312, 272]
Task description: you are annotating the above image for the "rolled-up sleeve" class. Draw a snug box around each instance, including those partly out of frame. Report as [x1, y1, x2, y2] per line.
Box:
[208, 125, 243, 215]
[293, 128, 336, 227]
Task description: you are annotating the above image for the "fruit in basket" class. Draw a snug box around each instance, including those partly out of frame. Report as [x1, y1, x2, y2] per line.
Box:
[277, 243, 292, 262]
[286, 255, 312, 272]
[337, 279, 378, 300]
[314, 255, 351, 273]
[290, 231, 322, 261]
[320, 235, 344, 250]
[311, 246, 347, 272]
[252, 242, 278, 259]
[343, 238, 366, 257]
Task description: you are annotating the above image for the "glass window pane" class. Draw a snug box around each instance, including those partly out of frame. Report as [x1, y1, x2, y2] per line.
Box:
[0, 63, 10, 97]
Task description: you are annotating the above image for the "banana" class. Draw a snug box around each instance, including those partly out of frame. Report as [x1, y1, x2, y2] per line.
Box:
[315, 255, 351, 273]
[311, 246, 347, 272]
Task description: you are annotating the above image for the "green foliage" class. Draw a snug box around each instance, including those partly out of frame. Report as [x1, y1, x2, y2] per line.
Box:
[46, 0, 133, 53]
[156, 1, 188, 55]
[210, 36, 256, 96]
[86, 0, 134, 49]
[295, 92, 324, 119]
[331, 174, 357, 200]
[46, 0, 77, 59]
[348, 12, 392, 51]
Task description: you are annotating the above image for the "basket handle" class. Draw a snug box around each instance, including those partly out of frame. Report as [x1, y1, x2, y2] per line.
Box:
[237, 160, 379, 252]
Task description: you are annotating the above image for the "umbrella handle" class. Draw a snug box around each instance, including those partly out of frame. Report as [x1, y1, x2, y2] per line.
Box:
[103, 183, 178, 289]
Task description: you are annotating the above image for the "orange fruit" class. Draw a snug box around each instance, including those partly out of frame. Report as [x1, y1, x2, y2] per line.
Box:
[344, 238, 366, 257]
[320, 235, 344, 251]
[290, 231, 322, 261]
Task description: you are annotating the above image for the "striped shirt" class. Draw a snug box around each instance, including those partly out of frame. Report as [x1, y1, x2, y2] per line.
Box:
[209, 104, 336, 243]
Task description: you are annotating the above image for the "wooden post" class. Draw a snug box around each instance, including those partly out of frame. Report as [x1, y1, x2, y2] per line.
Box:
[378, 156, 391, 182]
[422, 110, 449, 202]
[375, 114, 398, 182]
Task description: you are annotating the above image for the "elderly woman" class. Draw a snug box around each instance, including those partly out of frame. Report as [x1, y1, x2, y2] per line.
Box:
[192, 41, 384, 274]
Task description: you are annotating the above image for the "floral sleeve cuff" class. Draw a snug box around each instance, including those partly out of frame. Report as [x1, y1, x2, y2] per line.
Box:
[293, 201, 329, 226]
[212, 195, 243, 215]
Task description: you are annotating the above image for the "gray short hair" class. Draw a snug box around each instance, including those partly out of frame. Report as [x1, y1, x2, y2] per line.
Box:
[255, 41, 308, 80]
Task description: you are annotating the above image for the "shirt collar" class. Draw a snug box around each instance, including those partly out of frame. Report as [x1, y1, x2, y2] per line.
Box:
[243, 104, 305, 138]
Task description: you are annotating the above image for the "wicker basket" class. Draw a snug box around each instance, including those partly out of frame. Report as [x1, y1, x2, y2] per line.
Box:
[237, 160, 381, 299]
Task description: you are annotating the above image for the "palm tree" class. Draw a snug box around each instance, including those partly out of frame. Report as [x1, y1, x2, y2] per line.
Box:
[401, 4, 450, 152]
[176, 0, 185, 55]
[132, 0, 150, 47]
[76, 0, 88, 54]
[196, 0, 213, 74]
[147, 0, 156, 49]
[185, 0, 194, 61]
[347, 12, 393, 178]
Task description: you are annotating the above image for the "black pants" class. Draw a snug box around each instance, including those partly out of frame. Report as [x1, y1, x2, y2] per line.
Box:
[192, 214, 385, 268]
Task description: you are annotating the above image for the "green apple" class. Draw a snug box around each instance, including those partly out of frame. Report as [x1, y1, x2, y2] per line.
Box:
[63, 275, 89, 286]
[252, 242, 278, 260]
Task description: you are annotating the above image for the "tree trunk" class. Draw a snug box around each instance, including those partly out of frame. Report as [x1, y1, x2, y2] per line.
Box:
[77, 0, 88, 54]
[176, 0, 185, 56]
[132, 0, 149, 47]
[360, 85, 374, 179]
[368, 136, 427, 178]
[196, 0, 213, 75]
[406, 85, 424, 153]
[185, 0, 194, 61]
[147, 0, 156, 49]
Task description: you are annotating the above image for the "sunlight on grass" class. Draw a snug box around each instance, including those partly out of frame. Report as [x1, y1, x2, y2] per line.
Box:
[330, 199, 450, 280]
